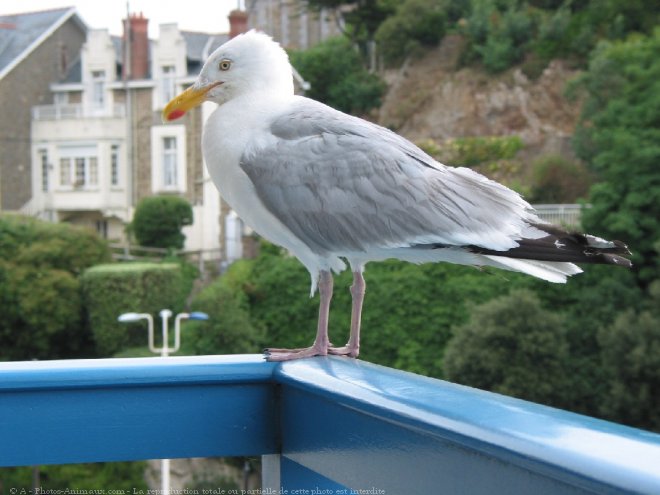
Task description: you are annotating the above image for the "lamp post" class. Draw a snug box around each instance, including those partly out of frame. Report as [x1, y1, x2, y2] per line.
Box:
[117, 309, 209, 494]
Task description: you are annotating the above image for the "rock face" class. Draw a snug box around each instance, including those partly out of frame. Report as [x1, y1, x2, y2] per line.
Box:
[376, 35, 582, 161]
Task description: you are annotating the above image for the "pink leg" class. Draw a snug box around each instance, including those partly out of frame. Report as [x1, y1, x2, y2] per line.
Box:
[266, 270, 333, 361]
[329, 270, 364, 358]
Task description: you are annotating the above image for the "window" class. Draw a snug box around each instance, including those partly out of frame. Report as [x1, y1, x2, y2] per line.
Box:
[161, 65, 176, 104]
[163, 137, 178, 188]
[39, 149, 49, 192]
[96, 220, 108, 239]
[151, 126, 186, 193]
[111, 144, 120, 186]
[91, 70, 105, 110]
[60, 158, 71, 186]
[58, 145, 99, 189]
[54, 92, 68, 107]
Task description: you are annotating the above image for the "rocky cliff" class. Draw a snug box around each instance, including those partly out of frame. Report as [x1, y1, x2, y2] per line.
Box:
[376, 35, 582, 163]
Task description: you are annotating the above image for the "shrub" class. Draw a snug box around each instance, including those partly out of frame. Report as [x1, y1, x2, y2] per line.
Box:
[181, 272, 265, 355]
[598, 308, 660, 432]
[444, 289, 571, 408]
[375, 0, 449, 65]
[0, 215, 110, 274]
[0, 215, 110, 360]
[81, 263, 187, 355]
[131, 195, 193, 249]
[463, 0, 538, 73]
[446, 135, 524, 166]
[290, 37, 386, 115]
[529, 154, 592, 203]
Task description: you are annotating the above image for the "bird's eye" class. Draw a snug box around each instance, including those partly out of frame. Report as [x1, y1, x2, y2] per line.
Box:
[218, 59, 231, 71]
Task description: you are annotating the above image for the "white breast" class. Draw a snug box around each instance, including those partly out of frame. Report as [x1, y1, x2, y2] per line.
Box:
[202, 95, 344, 277]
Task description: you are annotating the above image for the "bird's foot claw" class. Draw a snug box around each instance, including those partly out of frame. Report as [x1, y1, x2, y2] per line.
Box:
[264, 344, 328, 362]
[328, 345, 359, 358]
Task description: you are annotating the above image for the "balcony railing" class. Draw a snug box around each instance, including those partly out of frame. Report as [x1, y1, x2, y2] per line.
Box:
[532, 203, 588, 228]
[1, 355, 659, 493]
[32, 103, 126, 120]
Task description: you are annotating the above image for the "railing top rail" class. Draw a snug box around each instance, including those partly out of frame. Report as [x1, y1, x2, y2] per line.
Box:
[0, 354, 274, 391]
[275, 358, 660, 493]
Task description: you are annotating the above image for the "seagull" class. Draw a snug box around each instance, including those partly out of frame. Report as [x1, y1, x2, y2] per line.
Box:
[163, 31, 631, 362]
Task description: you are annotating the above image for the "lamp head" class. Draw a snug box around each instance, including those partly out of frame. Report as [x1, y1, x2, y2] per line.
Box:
[117, 312, 143, 323]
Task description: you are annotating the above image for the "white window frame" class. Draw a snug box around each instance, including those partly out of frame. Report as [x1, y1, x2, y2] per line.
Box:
[39, 149, 49, 192]
[151, 126, 187, 193]
[110, 144, 120, 187]
[91, 70, 106, 112]
[57, 144, 99, 190]
[161, 65, 176, 106]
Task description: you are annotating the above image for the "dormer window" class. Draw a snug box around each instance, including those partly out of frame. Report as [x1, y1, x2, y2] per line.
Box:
[91, 70, 105, 110]
[161, 65, 176, 105]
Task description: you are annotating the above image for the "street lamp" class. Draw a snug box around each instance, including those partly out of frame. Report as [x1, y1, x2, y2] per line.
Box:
[117, 309, 209, 493]
[117, 310, 208, 357]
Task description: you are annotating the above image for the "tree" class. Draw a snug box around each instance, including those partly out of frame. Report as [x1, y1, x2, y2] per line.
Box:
[598, 280, 660, 432]
[375, 0, 450, 65]
[0, 215, 111, 361]
[303, 0, 397, 61]
[463, 0, 537, 73]
[574, 30, 660, 285]
[131, 195, 193, 249]
[529, 154, 592, 203]
[290, 37, 386, 115]
[444, 289, 571, 408]
[181, 260, 265, 355]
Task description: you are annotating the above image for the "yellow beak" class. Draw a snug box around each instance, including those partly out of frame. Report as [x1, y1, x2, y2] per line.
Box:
[162, 82, 221, 122]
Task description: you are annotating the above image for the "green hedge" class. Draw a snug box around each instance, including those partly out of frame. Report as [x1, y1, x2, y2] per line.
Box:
[81, 263, 186, 355]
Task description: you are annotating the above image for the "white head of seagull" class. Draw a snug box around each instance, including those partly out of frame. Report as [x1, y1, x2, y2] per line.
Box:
[164, 31, 293, 120]
[163, 30, 631, 362]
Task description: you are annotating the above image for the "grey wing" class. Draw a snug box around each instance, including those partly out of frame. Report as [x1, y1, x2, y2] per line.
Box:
[240, 99, 540, 256]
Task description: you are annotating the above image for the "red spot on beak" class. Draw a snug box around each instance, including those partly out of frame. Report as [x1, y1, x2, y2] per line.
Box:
[167, 109, 186, 121]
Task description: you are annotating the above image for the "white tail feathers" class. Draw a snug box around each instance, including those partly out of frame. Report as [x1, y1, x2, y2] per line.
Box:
[483, 255, 583, 283]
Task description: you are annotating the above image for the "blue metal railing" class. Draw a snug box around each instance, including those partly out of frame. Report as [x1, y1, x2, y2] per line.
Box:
[1, 355, 659, 494]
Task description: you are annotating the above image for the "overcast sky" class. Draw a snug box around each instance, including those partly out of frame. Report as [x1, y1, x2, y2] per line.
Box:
[4, 0, 241, 36]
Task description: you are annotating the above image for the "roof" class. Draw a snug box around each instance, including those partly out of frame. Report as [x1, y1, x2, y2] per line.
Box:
[0, 6, 84, 79]
[180, 30, 228, 75]
[97, 30, 229, 83]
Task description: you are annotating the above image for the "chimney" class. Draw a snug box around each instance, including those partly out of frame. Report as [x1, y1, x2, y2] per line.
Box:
[228, 10, 248, 39]
[123, 12, 149, 80]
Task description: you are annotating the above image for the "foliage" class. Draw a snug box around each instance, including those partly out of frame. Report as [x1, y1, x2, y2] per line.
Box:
[417, 136, 526, 192]
[0, 215, 110, 275]
[444, 289, 571, 408]
[131, 195, 193, 249]
[457, 0, 659, 74]
[529, 154, 592, 203]
[81, 263, 187, 356]
[1, 462, 148, 492]
[447, 135, 524, 166]
[180, 268, 265, 355]
[375, 0, 450, 65]
[416, 136, 524, 166]
[227, 243, 523, 377]
[597, 280, 660, 431]
[574, 29, 660, 284]
[524, 267, 644, 417]
[463, 0, 537, 73]
[290, 37, 386, 115]
[0, 215, 110, 361]
[303, 0, 397, 57]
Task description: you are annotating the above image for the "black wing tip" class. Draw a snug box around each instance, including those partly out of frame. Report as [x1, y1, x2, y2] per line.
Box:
[457, 225, 633, 268]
